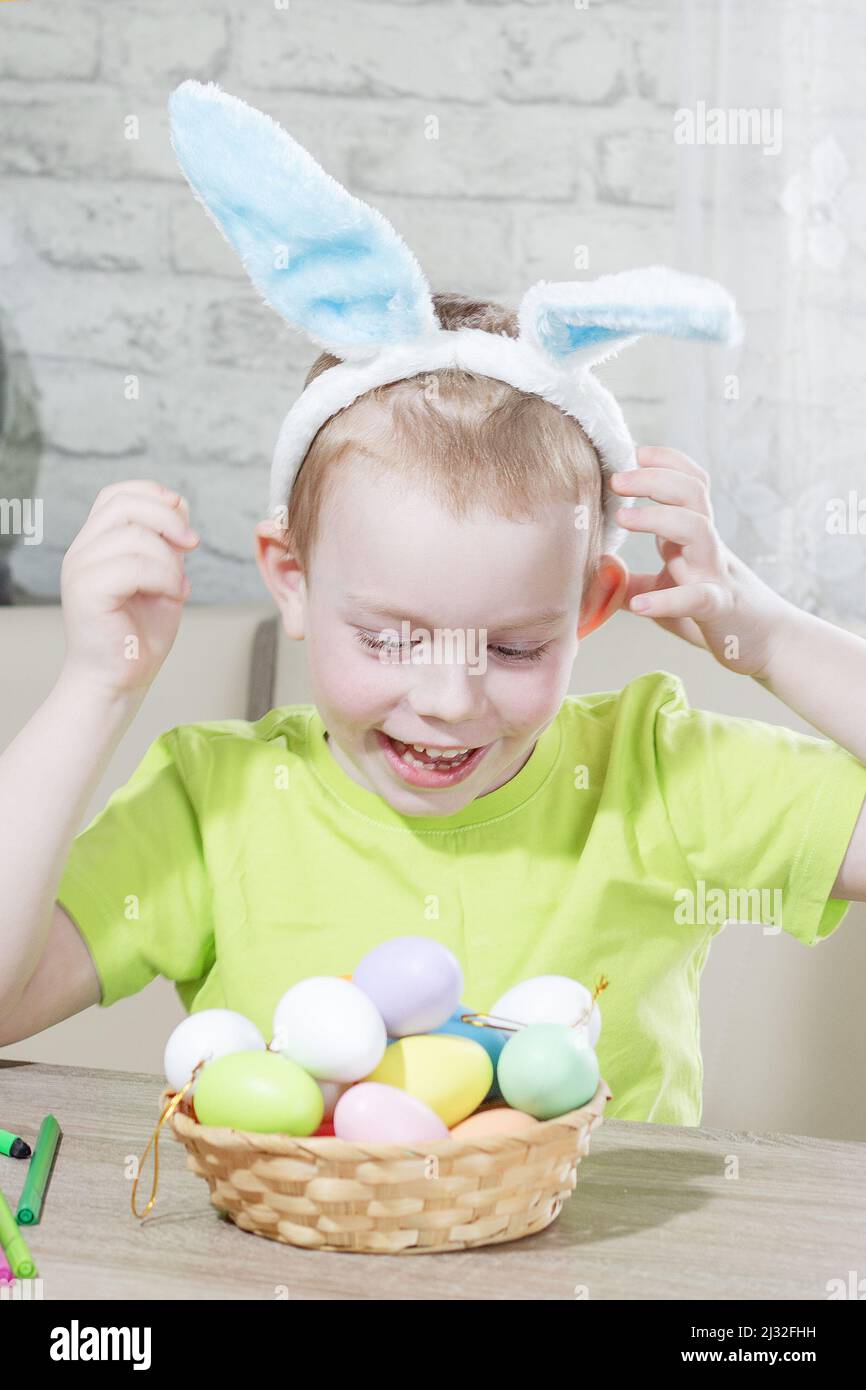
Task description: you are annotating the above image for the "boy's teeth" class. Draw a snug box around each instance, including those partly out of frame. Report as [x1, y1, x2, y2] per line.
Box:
[412, 744, 470, 758]
[391, 737, 474, 768]
[409, 753, 466, 768]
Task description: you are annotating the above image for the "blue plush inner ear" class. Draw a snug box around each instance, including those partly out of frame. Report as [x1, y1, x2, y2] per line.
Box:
[544, 322, 624, 353]
[538, 296, 740, 359]
[311, 291, 401, 336]
[520, 267, 743, 373]
[168, 80, 435, 356]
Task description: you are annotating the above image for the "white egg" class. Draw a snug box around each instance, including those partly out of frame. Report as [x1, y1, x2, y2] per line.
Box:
[272, 977, 387, 1083]
[164, 1009, 266, 1093]
[491, 975, 602, 1046]
[317, 1079, 350, 1120]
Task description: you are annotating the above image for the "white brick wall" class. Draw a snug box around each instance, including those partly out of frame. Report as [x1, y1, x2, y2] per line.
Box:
[0, 0, 863, 625]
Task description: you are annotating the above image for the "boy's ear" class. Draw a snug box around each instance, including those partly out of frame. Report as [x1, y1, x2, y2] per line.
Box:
[578, 553, 630, 640]
[254, 519, 306, 640]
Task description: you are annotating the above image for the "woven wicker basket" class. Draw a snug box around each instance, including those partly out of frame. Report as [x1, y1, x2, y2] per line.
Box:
[162, 1079, 612, 1254]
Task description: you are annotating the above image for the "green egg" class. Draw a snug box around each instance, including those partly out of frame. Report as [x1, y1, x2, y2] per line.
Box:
[194, 1049, 324, 1135]
[497, 1023, 600, 1120]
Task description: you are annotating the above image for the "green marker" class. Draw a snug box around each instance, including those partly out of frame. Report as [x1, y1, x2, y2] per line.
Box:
[0, 1128, 31, 1159]
[0, 1187, 37, 1279]
[16, 1114, 61, 1225]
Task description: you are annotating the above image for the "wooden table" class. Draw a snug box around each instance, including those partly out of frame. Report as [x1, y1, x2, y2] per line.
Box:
[2, 1059, 863, 1300]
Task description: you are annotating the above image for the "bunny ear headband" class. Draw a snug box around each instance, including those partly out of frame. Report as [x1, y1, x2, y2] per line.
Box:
[168, 80, 742, 555]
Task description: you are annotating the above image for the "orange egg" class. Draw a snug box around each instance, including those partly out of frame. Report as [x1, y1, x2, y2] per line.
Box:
[450, 1107, 541, 1139]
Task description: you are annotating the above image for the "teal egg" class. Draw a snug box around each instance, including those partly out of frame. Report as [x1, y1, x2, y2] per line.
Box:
[497, 1023, 600, 1119]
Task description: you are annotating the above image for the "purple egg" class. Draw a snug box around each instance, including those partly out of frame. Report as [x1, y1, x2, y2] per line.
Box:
[334, 1082, 449, 1143]
[352, 936, 463, 1036]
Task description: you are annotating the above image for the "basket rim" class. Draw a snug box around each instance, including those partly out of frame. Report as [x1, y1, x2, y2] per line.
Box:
[160, 1078, 612, 1157]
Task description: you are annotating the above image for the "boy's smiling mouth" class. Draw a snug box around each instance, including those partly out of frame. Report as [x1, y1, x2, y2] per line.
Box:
[375, 730, 492, 788]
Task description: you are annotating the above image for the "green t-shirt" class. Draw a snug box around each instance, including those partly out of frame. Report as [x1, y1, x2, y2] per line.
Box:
[56, 671, 866, 1126]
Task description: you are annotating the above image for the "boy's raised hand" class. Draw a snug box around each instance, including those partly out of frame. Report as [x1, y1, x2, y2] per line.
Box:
[610, 446, 790, 678]
[60, 480, 199, 698]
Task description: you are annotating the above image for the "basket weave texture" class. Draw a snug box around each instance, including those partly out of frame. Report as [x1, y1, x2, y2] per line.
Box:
[163, 1079, 612, 1254]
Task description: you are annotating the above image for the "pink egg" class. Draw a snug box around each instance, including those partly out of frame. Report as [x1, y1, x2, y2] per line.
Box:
[334, 1082, 449, 1143]
[450, 1107, 541, 1139]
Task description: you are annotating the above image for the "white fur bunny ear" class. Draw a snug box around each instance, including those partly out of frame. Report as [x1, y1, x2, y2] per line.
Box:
[168, 80, 437, 360]
[518, 266, 743, 369]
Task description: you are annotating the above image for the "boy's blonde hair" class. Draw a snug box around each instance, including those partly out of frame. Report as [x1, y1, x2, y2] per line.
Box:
[282, 292, 604, 584]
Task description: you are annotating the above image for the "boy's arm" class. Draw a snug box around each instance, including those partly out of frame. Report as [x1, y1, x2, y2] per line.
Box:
[751, 603, 866, 900]
[828, 796, 866, 900]
[0, 904, 100, 1046]
[753, 603, 866, 765]
[611, 445, 866, 901]
[0, 480, 197, 1018]
[0, 668, 145, 1016]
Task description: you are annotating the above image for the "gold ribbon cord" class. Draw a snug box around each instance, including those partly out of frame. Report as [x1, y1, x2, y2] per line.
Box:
[130, 1060, 205, 1220]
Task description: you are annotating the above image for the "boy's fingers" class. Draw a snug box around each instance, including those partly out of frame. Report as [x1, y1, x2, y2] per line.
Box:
[69, 522, 190, 579]
[623, 571, 668, 604]
[89, 482, 192, 533]
[639, 613, 711, 649]
[90, 480, 182, 514]
[73, 551, 190, 606]
[611, 466, 711, 515]
[636, 447, 711, 485]
[75, 493, 198, 553]
[616, 503, 717, 567]
[630, 580, 730, 621]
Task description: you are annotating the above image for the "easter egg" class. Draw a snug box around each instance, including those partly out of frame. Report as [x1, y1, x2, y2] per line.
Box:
[450, 1107, 541, 1140]
[492, 975, 601, 1046]
[164, 1009, 266, 1094]
[194, 1050, 324, 1135]
[497, 1024, 600, 1120]
[334, 1082, 449, 1143]
[272, 977, 387, 1082]
[313, 1119, 336, 1137]
[353, 936, 463, 1036]
[366, 1035, 492, 1128]
[318, 1079, 350, 1121]
[431, 1004, 510, 1099]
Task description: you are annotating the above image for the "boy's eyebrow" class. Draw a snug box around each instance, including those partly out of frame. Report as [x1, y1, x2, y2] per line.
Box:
[342, 592, 570, 629]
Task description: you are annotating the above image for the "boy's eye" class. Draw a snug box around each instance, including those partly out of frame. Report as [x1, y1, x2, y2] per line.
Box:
[354, 630, 551, 663]
[492, 643, 550, 663]
[355, 629, 407, 654]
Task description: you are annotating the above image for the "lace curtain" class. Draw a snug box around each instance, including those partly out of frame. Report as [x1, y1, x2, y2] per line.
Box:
[668, 0, 866, 636]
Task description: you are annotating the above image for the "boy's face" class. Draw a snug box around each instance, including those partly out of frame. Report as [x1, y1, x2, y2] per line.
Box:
[257, 458, 627, 818]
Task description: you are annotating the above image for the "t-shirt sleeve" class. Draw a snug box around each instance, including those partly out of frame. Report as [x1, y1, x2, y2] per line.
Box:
[56, 727, 215, 1007]
[650, 673, 866, 947]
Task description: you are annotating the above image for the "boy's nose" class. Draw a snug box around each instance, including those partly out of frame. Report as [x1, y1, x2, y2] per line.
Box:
[406, 659, 487, 726]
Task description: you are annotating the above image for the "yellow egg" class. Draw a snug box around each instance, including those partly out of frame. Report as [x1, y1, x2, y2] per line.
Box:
[365, 1035, 493, 1128]
[450, 1107, 541, 1139]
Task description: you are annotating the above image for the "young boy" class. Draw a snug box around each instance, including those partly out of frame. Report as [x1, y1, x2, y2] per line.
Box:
[1, 291, 865, 1128]
[3, 77, 865, 1126]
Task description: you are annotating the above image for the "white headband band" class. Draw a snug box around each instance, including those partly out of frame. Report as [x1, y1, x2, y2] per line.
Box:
[271, 325, 643, 555]
[168, 80, 743, 557]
